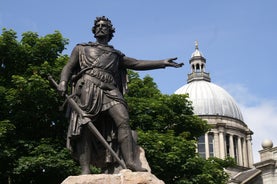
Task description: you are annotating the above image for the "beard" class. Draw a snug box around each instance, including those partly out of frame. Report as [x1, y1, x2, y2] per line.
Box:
[95, 28, 109, 37]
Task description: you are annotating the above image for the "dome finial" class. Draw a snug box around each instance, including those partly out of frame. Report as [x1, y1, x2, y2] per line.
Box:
[195, 40, 199, 50]
[188, 40, 210, 83]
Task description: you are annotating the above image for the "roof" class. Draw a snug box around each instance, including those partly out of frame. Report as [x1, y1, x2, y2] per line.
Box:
[230, 168, 262, 184]
[175, 80, 244, 121]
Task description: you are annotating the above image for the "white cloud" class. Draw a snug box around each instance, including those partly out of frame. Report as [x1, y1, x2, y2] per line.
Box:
[240, 101, 277, 163]
[223, 83, 277, 163]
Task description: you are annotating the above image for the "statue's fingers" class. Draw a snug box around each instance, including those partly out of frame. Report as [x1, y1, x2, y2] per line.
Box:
[171, 57, 177, 61]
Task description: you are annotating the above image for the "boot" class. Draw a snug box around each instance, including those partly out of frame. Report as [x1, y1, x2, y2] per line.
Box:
[118, 125, 147, 172]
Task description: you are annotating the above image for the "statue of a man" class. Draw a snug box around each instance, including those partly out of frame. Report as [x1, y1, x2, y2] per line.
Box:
[58, 16, 183, 174]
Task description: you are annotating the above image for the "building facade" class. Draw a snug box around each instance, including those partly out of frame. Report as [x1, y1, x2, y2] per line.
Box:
[175, 42, 254, 168]
[174, 42, 277, 183]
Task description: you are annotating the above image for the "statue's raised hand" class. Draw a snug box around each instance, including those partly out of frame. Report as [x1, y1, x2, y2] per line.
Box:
[164, 57, 184, 68]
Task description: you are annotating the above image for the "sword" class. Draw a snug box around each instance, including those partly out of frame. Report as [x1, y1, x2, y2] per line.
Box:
[47, 75, 127, 169]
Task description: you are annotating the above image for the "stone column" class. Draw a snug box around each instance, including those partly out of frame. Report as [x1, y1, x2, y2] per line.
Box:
[246, 134, 254, 167]
[242, 137, 249, 167]
[205, 133, 209, 159]
[213, 130, 220, 158]
[218, 127, 225, 159]
[237, 137, 243, 166]
[229, 134, 235, 158]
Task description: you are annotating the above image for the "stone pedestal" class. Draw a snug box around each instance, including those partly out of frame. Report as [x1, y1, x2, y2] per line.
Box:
[61, 169, 164, 184]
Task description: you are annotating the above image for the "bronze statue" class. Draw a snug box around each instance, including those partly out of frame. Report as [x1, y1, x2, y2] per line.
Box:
[57, 16, 183, 174]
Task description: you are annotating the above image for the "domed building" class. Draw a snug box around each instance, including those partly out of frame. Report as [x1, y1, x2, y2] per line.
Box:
[175, 42, 254, 168]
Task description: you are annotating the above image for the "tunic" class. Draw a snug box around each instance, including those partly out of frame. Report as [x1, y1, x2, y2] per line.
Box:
[60, 42, 167, 166]
[62, 42, 128, 141]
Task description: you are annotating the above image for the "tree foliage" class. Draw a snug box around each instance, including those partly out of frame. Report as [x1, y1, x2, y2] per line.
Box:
[125, 71, 234, 184]
[13, 139, 79, 184]
[0, 29, 80, 184]
[0, 29, 233, 184]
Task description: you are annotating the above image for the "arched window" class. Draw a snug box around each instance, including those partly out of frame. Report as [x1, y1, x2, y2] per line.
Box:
[192, 64, 195, 72]
[201, 64, 205, 71]
[196, 63, 200, 72]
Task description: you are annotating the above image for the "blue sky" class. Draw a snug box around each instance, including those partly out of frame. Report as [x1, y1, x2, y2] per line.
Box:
[1, 0, 277, 163]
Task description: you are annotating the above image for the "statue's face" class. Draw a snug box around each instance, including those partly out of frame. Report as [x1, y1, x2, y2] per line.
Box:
[94, 20, 111, 38]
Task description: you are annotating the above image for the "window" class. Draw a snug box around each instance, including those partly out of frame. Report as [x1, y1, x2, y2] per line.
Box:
[196, 63, 200, 72]
[198, 135, 205, 158]
[226, 134, 230, 156]
[208, 133, 214, 157]
[234, 136, 238, 163]
[198, 133, 214, 158]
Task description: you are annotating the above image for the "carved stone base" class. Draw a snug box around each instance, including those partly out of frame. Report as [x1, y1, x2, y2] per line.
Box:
[61, 169, 164, 184]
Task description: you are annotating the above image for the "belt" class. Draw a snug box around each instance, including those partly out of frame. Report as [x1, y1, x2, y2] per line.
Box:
[82, 74, 117, 90]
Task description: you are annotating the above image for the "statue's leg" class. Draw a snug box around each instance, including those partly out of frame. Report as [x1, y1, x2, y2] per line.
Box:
[77, 125, 92, 174]
[108, 104, 147, 172]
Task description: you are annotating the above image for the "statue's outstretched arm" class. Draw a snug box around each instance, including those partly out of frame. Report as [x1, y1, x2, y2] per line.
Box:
[122, 56, 183, 70]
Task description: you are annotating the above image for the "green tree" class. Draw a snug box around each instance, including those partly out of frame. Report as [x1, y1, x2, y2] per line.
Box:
[0, 29, 234, 184]
[125, 71, 234, 184]
[0, 120, 16, 184]
[13, 139, 79, 184]
[0, 29, 80, 184]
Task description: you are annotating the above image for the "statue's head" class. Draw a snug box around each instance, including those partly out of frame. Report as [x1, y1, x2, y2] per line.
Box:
[92, 16, 115, 42]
